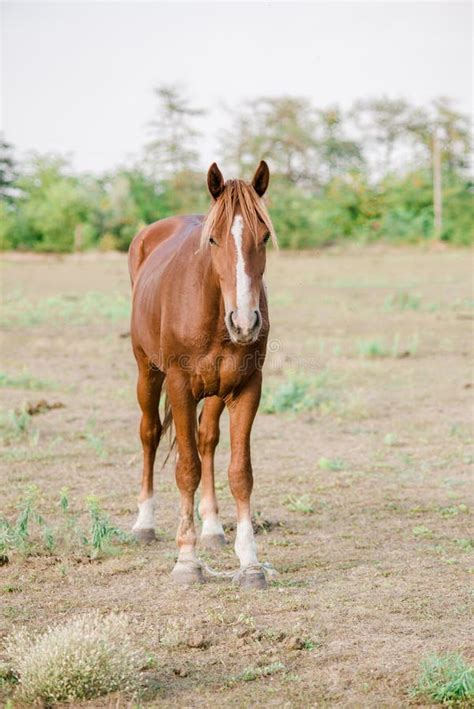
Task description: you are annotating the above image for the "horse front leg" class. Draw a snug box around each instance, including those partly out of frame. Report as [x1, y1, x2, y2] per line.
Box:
[166, 370, 204, 584]
[227, 370, 267, 590]
[198, 396, 226, 549]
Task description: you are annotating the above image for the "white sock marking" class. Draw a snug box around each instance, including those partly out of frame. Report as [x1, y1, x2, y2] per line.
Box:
[231, 215, 252, 329]
[132, 495, 155, 530]
[235, 517, 259, 568]
[201, 516, 225, 537]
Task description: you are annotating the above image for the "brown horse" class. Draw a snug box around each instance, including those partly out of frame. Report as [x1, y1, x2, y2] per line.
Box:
[128, 161, 276, 588]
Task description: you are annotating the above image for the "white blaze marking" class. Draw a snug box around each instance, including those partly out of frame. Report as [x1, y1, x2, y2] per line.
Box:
[201, 517, 225, 537]
[132, 496, 155, 530]
[231, 215, 252, 328]
[235, 517, 259, 568]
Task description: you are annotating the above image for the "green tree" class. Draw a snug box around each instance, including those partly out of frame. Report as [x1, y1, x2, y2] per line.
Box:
[0, 135, 18, 203]
[144, 85, 204, 180]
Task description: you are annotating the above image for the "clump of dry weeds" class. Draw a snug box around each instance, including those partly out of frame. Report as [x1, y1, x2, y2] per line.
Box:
[5, 611, 144, 703]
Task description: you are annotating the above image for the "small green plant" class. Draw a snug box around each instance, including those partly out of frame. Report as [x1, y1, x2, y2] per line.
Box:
[284, 494, 315, 514]
[261, 371, 333, 414]
[230, 661, 285, 683]
[357, 338, 388, 358]
[0, 486, 53, 559]
[384, 292, 422, 311]
[84, 418, 108, 459]
[85, 496, 134, 558]
[4, 612, 144, 703]
[0, 372, 56, 391]
[411, 653, 474, 704]
[318, 457, 344, 471]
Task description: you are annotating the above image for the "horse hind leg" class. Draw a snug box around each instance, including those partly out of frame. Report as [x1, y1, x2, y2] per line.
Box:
[132, 361, 165, 543]
[198, 396, 226, 550]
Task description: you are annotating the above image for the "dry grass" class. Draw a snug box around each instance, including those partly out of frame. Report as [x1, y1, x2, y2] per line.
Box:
[0, 246, 472, 706]
[4, 612, 144, 703]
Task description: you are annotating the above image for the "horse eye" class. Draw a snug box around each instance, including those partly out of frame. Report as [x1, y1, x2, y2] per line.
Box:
[209, 236, 218, 246]
[263, 232, 270, 244]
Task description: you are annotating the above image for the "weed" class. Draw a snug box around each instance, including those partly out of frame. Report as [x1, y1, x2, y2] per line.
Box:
[4, 612, 144, 703]
[85, 496, 134, 558]
[384, 292, 422, 311]
[261, 371, 334, 414]
[0, 408, 32, 441]
[83, 418, 107, 459]
[412, 526, 433, 538]
[230, 662, 285, 683]
[0, 372, 56, 391]
[284, 494, 315, 514]
[356, 334, 419, 358]
[318, 457, 344, 471]
[411, 653, 474, 704]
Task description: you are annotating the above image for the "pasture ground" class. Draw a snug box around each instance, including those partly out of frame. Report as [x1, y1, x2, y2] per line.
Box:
[1, 247, 472, 707]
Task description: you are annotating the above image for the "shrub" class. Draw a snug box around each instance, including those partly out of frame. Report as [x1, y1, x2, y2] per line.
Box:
[5, 612, 144, 703]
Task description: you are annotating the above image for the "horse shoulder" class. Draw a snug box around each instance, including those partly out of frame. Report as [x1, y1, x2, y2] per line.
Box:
[128, 215, 202, 286]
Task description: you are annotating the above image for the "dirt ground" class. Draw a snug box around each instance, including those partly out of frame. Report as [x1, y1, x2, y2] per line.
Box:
[1, 246, 472, 707]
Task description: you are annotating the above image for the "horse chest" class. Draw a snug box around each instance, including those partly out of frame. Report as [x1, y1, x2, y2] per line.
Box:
[190, 348, 260, 400]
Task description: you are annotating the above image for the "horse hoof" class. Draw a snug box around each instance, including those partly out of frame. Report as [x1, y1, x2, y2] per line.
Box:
[171, 561, 205, 585]
[132, 528, 156, 544]
[200, 533, 227, 551]
[237, 568, 267, 590]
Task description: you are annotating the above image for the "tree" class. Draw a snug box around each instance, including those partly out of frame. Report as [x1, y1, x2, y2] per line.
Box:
[0, 135, 18, 203]
[220, 96, 318, 185]
[144, 85, 204, 180]
[351, 97, 416, 176]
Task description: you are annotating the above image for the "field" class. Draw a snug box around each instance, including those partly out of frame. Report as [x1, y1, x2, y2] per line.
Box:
[1, 246, 473, 706]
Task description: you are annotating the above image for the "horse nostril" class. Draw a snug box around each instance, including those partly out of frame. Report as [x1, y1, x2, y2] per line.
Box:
[230, 311, 240, 332]
[253, 310, 261, 330]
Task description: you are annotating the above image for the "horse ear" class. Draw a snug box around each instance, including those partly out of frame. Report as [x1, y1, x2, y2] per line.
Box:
[252, 160, 270, 197]
[207, 162, 225, 200]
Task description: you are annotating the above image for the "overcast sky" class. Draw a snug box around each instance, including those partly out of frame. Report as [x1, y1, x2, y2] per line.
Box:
[1, 1, 472, 173]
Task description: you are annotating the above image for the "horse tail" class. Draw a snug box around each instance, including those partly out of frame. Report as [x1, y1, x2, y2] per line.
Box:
[161, 385, 176, 468]
[160, 384, 202, 469]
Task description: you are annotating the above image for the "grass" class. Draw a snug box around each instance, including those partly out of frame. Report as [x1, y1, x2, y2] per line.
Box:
[0, 371, 56, 390]
[261, 371, 335, 414]
[318, 457, 345, 471]
[0, 486, 134, 562]
[0, 291, 130, 328]
[284, 494, 315, 514]
[411, 653, 474, 705]
[356, 334, 419, 358]
[229, 662, 285, 684]
[4, 612, 144, 703]
[384, 291, 422, 311]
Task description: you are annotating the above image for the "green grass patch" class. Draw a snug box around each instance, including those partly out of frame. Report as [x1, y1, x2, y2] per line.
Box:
[261, 371, 335, 414]
[356, 334, 419, 358]
[384, 291, 422, 311]
[318, 457, 345, 471]
[0, 371, 57, 391]
[411, 653, 474, 705]
[0, 291, 130, 328]
[284, 494, 315, 515]
[0, 486, 135, 562]
[229, 662, 285, 683]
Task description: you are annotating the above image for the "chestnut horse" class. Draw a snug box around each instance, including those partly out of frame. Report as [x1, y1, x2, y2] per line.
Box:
[128, 161, 276, 588]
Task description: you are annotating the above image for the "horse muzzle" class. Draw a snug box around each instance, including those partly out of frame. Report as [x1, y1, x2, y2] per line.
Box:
[226, 309, 261, 345]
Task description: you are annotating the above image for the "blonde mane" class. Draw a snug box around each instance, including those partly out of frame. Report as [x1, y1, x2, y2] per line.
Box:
[201, 179, 277, 249]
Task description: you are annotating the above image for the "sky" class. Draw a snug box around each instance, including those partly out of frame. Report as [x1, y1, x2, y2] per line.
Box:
[1, 1, 472, 174]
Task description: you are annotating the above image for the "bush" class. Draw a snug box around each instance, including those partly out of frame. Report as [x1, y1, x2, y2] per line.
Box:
[5, 612, 144, 703]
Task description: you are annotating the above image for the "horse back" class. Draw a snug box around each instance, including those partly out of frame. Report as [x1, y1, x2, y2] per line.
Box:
[128, 215, 203, 286]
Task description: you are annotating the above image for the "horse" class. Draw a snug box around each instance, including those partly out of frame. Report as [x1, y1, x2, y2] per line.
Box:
[128, 161, 276, 589]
